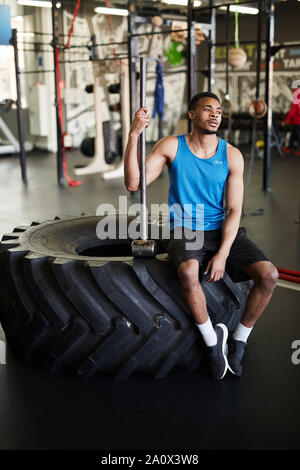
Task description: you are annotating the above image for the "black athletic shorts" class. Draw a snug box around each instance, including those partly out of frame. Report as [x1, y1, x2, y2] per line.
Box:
[162, 226, 270, 283]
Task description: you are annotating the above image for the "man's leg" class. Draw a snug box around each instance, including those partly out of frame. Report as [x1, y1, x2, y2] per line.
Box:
[177, 259, 208, 325]
[241, 260, 278, 327]
[177, 259, 228, 380]
[228, 260, 278, 376]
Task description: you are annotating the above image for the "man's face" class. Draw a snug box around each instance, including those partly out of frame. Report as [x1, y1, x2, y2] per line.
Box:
[188, 97, 222, 134]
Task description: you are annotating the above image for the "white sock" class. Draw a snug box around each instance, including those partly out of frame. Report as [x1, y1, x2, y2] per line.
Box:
[196, 317, 217, 347]
[233, 322, 253, 344]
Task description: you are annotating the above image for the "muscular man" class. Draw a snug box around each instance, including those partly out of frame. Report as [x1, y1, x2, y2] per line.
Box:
[124, 91, 278, 380]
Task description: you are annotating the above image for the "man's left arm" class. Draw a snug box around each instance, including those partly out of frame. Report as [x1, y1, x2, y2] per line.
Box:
[205, 146, 244, 282]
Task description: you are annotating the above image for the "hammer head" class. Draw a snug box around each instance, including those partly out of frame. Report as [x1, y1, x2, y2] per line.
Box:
[131, 239, 157, 258]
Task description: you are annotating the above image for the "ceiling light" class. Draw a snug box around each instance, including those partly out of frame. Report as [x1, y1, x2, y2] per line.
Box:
[18, 0, 61, 7]
[18, 0, 52, 7]
[220, 5, 258, 14]
[94, 7, 129, 16]
[162, 0, 202, 5]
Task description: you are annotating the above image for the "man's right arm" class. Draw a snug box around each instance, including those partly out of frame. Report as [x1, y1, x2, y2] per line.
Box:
[124, 107, 176, 192]
[124, 131, 141, 191]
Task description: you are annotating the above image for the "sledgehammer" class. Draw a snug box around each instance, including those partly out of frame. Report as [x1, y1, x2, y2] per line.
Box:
[131, 57, 157, 258]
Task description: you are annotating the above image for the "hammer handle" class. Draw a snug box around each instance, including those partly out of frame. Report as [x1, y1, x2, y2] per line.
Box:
[139, 57, 147, 241]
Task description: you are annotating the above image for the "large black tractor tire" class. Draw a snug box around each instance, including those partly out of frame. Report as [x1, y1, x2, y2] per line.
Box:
[0, 215, 253, 381]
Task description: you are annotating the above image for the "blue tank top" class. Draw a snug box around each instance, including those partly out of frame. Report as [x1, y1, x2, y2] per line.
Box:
[168, 134, 229, 231]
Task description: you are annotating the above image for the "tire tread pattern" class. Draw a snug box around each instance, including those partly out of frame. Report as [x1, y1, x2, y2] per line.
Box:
[0, 216, 253, 380]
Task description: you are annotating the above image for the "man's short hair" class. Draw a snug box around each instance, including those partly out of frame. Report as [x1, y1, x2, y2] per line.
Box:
[188, 92, 221, 112]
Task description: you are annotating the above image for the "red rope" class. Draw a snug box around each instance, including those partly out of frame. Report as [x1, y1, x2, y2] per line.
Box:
[65, 0, 81, 49]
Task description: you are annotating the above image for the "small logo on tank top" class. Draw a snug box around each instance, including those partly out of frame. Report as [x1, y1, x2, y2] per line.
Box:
[215, 160, 223, 164]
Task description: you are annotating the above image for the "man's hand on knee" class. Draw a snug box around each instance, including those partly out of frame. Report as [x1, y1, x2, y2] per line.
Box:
[204, 252, 227, 282]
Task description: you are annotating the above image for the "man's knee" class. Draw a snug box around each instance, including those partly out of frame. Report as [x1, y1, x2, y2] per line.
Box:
[177, 259, 200, 291]
[251, 262, 278, 293]
[263, 265, 278, 292]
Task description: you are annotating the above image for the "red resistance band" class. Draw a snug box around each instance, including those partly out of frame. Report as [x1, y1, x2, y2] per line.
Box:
[277, 266, 300, 284]
[278, 272, 300, 284]
[56, 0, 82, 187]
[277, 267, 300, 277]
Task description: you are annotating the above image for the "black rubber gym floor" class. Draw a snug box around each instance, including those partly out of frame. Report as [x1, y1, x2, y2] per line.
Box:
[0, 146, 299, 451]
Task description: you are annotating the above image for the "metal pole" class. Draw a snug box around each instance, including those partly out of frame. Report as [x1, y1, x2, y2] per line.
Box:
[51, 0, 64, 185]
[208, 0, 216, 92]
[254, 0, 263, 139]
[248, 0, 263, 187]
[225, 6, 229, 98]
[139, 57, 147, 241]
[187, 0, 196, 132]
[213, 39, 264, 47]
[194, 0, 262, 12]
[128, 1, 140, 198]
[256, 0, 262, 111]
[128, 0, 138, 121]
[225, 6, 232, 142]
[11, 29, 27, 183]
[263, 0, 275, 191]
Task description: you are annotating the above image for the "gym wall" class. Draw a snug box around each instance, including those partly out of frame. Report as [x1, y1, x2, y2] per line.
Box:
[61, 4, 187, 145]
[212, 3, 300, 115]
[6, 1, 300, 152]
